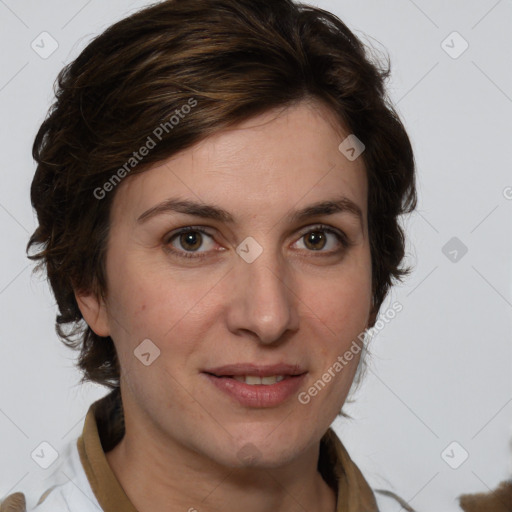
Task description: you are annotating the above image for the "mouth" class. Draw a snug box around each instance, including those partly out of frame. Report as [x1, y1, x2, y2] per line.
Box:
[202, 363, 307, 407]
[203, 363, 306, 381]
[221, 375, 288, 385]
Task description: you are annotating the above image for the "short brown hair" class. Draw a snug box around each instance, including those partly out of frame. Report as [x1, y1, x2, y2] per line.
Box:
[28, 0, 416, 390]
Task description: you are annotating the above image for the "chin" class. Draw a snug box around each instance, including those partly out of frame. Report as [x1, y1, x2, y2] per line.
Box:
[222, 428, 311, 469]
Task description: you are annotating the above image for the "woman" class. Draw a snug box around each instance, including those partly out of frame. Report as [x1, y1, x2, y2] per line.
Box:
[1, 0, 506, 510]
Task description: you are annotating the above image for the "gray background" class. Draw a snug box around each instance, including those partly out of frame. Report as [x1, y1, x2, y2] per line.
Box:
[0, 1, 511, 511]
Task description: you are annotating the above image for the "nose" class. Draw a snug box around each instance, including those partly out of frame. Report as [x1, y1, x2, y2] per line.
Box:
[225, 244, 299, 345]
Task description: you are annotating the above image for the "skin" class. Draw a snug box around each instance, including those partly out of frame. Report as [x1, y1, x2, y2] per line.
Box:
[76, 99, 373, 512]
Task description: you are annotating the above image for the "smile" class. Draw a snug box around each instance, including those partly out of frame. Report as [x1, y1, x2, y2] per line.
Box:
[232, 375, 286, 385]
[203, 371, 307, 408]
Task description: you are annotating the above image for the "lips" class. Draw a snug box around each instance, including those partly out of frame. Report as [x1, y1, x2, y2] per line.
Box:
[202, 363, 307, 407]
[203, 363, 307, 378]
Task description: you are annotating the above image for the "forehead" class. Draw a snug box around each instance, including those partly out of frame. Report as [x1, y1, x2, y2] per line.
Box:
[110, 100, 368, 225]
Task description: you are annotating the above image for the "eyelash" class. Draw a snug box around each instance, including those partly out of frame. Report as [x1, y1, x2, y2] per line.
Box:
[163, 224, 352, 260]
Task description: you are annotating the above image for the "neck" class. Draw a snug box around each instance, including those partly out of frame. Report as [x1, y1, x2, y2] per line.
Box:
[105, 423, 337, 512]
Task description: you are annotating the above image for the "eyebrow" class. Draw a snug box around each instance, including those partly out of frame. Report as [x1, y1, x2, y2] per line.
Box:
[136, 196, 363, 228]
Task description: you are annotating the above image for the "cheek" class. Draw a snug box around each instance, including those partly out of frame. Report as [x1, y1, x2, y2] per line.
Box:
[306, 263, 372, 340]
[104, 251, 217, 352]
[103, 246, 167, 342]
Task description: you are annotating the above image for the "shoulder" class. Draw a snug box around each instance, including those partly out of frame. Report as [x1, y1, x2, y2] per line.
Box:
[458, 479, 512, 512]
[1, 439, 101, 512]
[372, 479, 512, 512]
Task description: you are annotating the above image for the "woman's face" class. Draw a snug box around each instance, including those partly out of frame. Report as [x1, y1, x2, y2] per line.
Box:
[80, 100, 372, 469]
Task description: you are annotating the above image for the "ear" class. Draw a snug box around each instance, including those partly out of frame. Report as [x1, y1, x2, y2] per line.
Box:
[74, 290, 110, 337]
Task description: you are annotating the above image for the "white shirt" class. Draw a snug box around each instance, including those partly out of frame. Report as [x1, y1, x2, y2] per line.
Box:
[27, 439, 101, 511]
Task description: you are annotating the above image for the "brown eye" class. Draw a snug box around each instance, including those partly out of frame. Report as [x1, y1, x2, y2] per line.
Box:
[165, 227, 217, 258]
[303, 231, 327, 251]
[293, 225, 350, 254]
[178, 231, 203, 251]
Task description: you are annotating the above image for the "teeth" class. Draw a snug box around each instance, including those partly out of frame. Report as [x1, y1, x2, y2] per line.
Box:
[232, 375, 286, 385]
